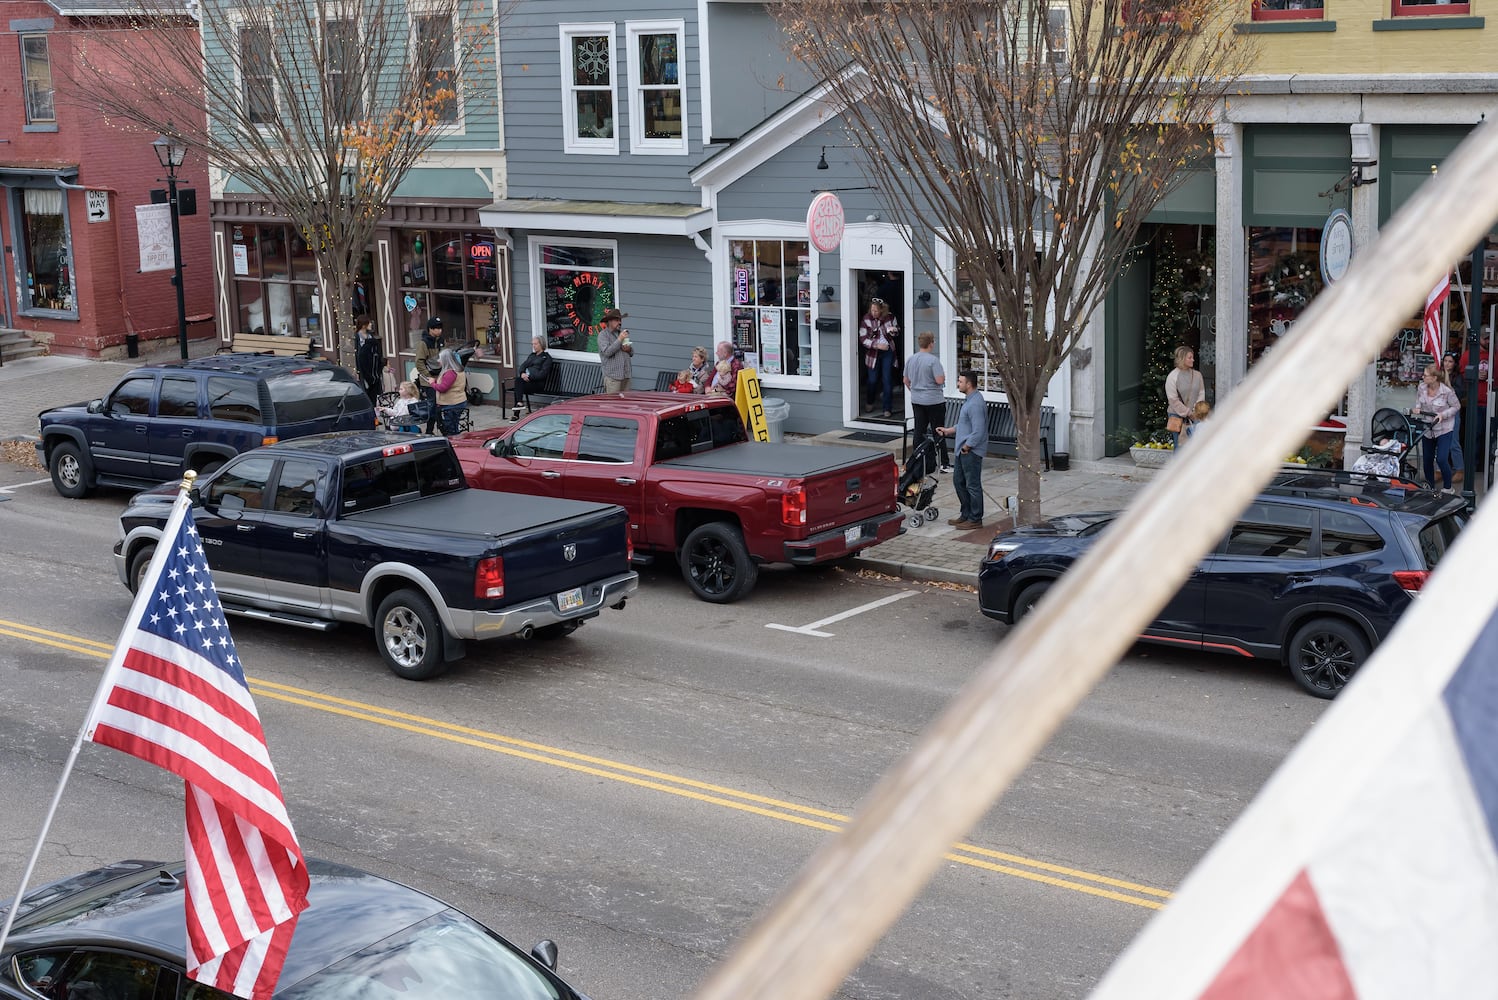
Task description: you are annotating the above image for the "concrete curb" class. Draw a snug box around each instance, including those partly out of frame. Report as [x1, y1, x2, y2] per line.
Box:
[853, 555, 980, 588]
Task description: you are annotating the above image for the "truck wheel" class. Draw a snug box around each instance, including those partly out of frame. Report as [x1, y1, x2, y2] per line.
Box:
[128, 546, 156, 595]
[49, 442, 91, 499]
[680, 522, 757, 603]
[193, 458, 224, 478]
[376, 588, 449, 681]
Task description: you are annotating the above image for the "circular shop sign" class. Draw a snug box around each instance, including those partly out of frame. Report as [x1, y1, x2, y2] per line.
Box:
[1320, 209, 1353, 285]
[806, 191, 846, 253]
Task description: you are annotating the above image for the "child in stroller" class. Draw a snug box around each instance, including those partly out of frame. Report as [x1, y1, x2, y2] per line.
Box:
[898, 431, 944, 528]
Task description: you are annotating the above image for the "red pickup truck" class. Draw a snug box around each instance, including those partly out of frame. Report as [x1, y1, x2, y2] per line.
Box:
[451, 394, 904, 602]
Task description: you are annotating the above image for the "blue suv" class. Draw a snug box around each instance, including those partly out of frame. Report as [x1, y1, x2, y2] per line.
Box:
[38, 354, 374, 498]
[978, 471, 1467, 697]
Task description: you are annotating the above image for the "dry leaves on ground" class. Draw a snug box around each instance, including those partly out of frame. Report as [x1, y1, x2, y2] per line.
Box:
[1, 439, 43, 472]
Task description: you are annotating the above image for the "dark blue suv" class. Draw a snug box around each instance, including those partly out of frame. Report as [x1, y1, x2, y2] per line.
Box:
[978, 471, 1467, 697]
[37, 354, 374, 498]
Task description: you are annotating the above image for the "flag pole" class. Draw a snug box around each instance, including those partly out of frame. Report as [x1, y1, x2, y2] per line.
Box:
[0, 475, 197, 955]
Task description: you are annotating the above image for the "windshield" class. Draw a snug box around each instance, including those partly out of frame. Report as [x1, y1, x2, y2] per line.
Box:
[277, 909, 563, 1000]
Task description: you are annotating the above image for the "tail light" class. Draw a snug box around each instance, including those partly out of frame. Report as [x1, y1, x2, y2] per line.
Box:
[782, 487, 807, 526]
[261, 436, 279, 445]
[1393, 570, 1428, 595]
[475, 556, 504, 599]
[627, 532, 634, 562]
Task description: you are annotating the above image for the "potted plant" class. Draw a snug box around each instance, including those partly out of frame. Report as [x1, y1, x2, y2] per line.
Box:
[1129, 430, 1175, 468]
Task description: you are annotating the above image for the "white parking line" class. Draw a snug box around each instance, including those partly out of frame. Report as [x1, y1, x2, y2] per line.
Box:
[0, 478, 52, 494]
[766, 590, 918, 638]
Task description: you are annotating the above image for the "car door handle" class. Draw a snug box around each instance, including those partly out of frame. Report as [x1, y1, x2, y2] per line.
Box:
[236, 524, 255, 532]
[542, 470, 562, 479]
[1288, 574, 1315, 583]
[180, 428, 195, 437]
[292, 530, 314, 539]
[135, 426, 147, 434]
[615, 477, 637, 486]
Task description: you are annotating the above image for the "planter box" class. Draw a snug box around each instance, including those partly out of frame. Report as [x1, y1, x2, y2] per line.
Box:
[1130, 445, 1173, 469]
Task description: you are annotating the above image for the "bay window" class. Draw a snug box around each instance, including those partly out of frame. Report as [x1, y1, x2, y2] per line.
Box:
[561, 23, 617, 154]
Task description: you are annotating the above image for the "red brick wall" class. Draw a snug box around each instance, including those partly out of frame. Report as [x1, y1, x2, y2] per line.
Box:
[0, 7, 211, 357]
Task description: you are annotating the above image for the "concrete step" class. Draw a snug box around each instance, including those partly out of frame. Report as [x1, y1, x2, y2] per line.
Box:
[0, 328, 44, 363]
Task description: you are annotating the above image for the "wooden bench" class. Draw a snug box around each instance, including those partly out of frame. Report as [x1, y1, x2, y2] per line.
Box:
[907, 398, 1055, 470]
[511, 361, 605, 413]
[653, 371, 676, 392]
[228, 333, 315, 357]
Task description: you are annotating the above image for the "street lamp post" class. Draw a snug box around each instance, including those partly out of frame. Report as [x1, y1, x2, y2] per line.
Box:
[152, 135, 189, 361]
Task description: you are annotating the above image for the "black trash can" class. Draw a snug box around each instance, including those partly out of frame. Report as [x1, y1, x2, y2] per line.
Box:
[125, 333, 140, 358]
[1052, 452, 1070, 471]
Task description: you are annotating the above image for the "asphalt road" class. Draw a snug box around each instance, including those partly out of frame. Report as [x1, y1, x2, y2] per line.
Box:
[0, 463, 1328, 999]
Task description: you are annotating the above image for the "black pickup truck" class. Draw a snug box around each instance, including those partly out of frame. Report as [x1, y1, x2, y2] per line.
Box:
[112, 431, 638, 679]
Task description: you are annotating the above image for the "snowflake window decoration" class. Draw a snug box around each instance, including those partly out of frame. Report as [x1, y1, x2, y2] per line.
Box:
[574, 36, 611, 85]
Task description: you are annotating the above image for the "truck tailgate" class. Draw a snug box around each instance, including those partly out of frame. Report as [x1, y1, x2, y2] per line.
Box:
[800, 451, 898, 531]
[346, 490, 631, 604]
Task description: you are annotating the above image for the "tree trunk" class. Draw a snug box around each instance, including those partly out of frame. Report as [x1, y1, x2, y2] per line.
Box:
[1013, 397, 1046, 527]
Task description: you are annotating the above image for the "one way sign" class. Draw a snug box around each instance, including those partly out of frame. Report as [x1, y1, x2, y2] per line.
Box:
[86, 190, 109, 223]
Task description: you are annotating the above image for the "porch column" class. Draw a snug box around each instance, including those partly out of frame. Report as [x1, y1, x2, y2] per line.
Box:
[1213, 121, 1246, 405]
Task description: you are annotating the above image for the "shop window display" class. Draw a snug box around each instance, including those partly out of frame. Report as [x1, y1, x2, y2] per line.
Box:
[952, 261, 1029, 395]
[1247, 227, 1324, 367]
[534, 241, 616, 355]
[728, 238, 813, 379]
[231, 224, 316, 335]
[398, 230, 508, 348]
[18, 188, 73, 314]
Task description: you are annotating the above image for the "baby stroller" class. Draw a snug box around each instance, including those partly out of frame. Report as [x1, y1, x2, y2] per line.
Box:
[1354, 407, 1433, 484]
[898, 431, 943, 528]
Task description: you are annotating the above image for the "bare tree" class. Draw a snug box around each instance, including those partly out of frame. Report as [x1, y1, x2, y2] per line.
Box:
[69, 0, 496, 365]
[777, 0, 1251, 523]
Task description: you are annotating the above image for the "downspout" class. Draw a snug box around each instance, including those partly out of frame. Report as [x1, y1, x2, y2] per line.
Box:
[56, 176, 137, 344]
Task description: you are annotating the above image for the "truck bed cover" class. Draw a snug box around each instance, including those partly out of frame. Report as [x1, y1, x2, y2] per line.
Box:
[343, 488, 620, 537]
[659, 443, 884, 479]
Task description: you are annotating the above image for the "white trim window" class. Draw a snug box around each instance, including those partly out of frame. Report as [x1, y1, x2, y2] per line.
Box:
[560, 23, 618, 155]
[625, 20, 687, 155]
[238, 24, 277, 125]
[530, 236, 619, 362]
[719, 224, 819, 388]
[325, 18, 364, 124]
[20, 34, 54, 124]
[412, 7, 462, 128]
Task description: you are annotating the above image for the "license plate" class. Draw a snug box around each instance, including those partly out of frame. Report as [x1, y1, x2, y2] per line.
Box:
[558, 587, 584, 612]
[844, 525, 863, 547]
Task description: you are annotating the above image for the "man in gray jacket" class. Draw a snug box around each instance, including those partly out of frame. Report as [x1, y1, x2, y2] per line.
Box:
[598, 308, 633, 392]
[937, 370, 987, 529]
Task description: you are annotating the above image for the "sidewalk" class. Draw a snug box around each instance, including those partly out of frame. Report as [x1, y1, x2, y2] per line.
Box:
[0, 343, 1156, 585]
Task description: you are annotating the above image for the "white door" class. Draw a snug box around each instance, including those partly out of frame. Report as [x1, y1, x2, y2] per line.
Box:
[841, 225, 912, 427]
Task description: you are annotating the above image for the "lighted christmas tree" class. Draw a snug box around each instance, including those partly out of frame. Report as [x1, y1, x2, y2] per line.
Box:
[1140, 236, 1188, 433]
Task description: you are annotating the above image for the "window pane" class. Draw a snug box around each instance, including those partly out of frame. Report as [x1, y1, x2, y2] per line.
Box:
[207, 376, 262, 423]
[290, 233, 318, 281]
[1224, 502, 1314, 558]
[158, 376, 200, 418]
[572, 34, 611, 86]
[272, 458, 322, 516]
[465, 233, 499, 293]
[22, 35, 54, 123]
[540, 244, 613, 269]
[1320, 510, 1383, 557]
[511, 413, 572, 458]
[259, 225, 289, 276]
[109, 377, 155, 416]
[574, 91, 613, 139]
[327, 21, 363, 122]
[231, 224, 263, 278]
[208, 456, 275, 512]
[638, 33, 678, 86]
[399, 231, 430, 287]
[578, 416, 638, 463]
[429, 229, 465, 291]
[21, 189, 70, 311]
[240, 27, 275, 124]
[539, 244, 616, 353]
[417, 15, 458, 122]
[640, 91, 682, 140]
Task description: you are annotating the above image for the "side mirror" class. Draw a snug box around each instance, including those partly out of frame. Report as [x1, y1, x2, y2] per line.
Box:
[87, 399, 104, 414]
[490, 437, 513, 457]
[188, 487, 203, 507]
[529, 940, 558, 971]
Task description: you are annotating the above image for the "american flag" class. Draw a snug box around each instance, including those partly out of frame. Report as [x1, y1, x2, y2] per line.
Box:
[1424, 271, 1451, 360]
[83, 491, 308, 1000]
[1091, 496, 1498, 1000]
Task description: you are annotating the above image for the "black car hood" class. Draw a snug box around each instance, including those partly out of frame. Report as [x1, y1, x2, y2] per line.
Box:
[1006, 511, 1117, 538]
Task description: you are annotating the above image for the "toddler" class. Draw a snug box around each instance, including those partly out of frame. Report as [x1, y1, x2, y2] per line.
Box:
[707, 359, 737, 399]
[670, 369, 696, 394]
[1186, 400, 1210, 439]
[380, 381, 422, 433]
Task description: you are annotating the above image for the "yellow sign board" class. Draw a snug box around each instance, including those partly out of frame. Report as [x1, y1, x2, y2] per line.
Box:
[736, 368, 771, 442]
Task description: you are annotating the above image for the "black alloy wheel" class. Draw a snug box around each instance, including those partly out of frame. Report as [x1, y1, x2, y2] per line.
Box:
[1287, 617, 1369, 699]
[1011, 580, 1053, 623]
[680, 522, 758, 603]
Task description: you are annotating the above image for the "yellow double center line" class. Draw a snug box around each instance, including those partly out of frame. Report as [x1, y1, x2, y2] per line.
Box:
[1, 618, 1171, 910]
